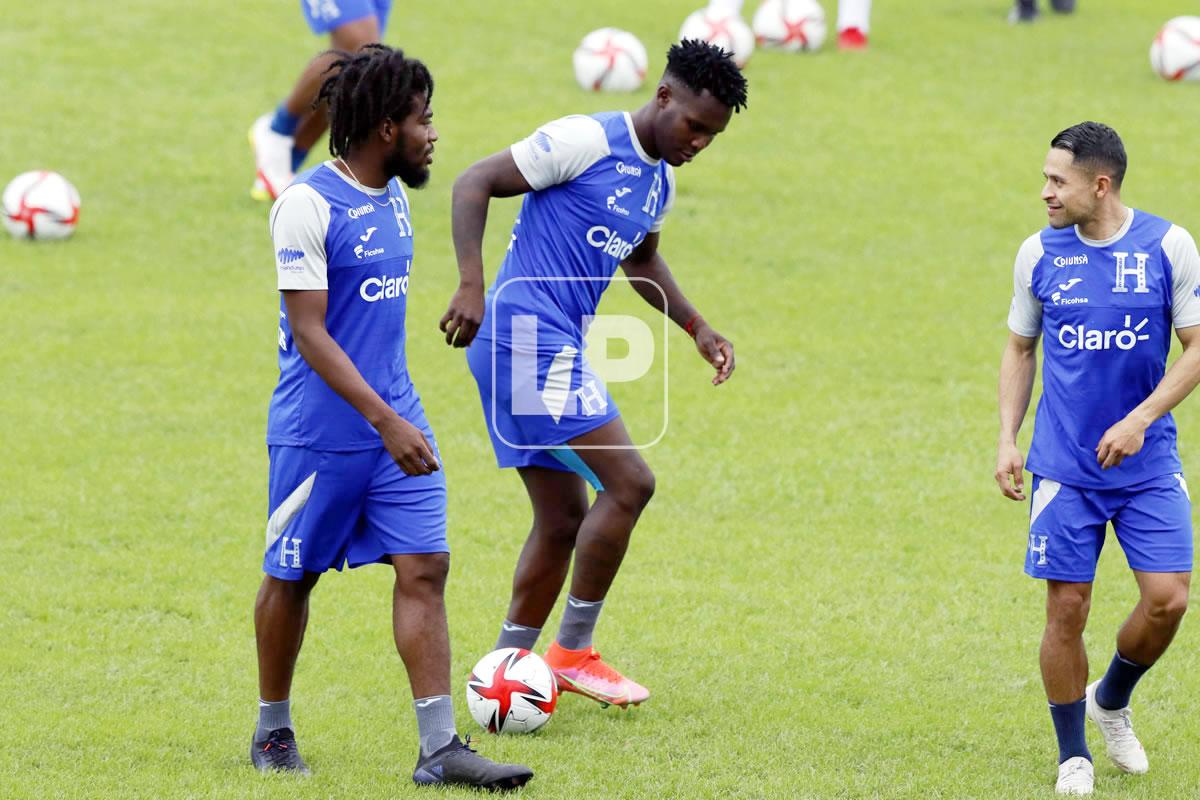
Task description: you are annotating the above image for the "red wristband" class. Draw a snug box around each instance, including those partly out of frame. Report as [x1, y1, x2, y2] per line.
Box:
[684, 314, 703, 338]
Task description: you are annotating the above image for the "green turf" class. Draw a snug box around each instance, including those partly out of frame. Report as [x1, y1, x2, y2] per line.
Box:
[3, 0, 1200, 797]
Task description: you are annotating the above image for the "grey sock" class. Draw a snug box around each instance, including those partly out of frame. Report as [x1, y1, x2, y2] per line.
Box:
[256, 698, 292, 740]
[414, 695, 457, 757]
[555, 594, 604, 651]
[495, 619, 541, 651]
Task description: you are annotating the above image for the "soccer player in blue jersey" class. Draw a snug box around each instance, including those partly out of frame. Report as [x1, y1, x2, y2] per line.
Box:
[249, 1, 395, 201]
[996, 122, 1200, 795]
[252, 44, 532, 790]
[439, 40, 744, 708]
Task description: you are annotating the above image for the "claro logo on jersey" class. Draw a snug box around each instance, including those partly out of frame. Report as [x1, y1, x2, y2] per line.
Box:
[360, 272, 410, 302]
[586, 226, 644, 259]
[1058, 315, 1150, 351]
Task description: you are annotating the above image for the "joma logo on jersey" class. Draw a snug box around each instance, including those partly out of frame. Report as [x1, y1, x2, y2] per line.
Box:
[347, 204, 375, 219]
[1058, 315, 1150, 351]
[1051, 278, 1087, 305]
[586, 226, 643, 260]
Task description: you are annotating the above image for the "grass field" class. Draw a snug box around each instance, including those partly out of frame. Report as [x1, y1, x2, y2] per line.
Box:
[3, 1, 1200, 797]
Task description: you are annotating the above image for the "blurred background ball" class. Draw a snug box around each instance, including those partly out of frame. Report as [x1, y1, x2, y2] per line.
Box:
[679, 8, 756, 68]
[752, 0, 827, 52]
[3, 171, 81, 240]
[574, 28, 649, 92]
[1150, 16, 1200, 81]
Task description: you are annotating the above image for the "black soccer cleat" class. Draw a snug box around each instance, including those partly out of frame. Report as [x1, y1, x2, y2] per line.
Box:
[250, 727, 311, 775]
[412, 735, 533, 791]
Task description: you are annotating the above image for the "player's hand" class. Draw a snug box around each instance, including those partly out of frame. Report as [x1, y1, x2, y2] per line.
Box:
[376, 413, 440, 475]
[693, 322, 735, 385]
[995, 440, 1026, 500]
[1096, 416, 1148, 469]
[439, 283, 484, 348]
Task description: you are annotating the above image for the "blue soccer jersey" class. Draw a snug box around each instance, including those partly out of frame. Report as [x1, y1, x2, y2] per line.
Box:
[267, 162, 424, 450]
[1008, 208, 1200, 488]
[466, 112, 675, 469]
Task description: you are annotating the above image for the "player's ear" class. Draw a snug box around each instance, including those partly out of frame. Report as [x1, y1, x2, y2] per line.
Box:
[1095, 173, 1111, 199]
[656, 82, 672, 109]
[380, 118, 395, 144]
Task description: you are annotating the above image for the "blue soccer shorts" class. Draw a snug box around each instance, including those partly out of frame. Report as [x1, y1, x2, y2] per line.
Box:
[1025, 473, 1194, 582]
[465, 329, 617, 488]
[263, 440, 447, 581]
[300, 0, 393, 35]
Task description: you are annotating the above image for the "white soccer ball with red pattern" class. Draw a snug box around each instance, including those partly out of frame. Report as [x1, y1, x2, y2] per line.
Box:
[2, 171, 80, 241]
[466, 648, 558, 734]
[679, 8, 756, 68]
[573, 28, 649, 92]
[752, 0, 827, 52]
[1150, 17, 1200, 82]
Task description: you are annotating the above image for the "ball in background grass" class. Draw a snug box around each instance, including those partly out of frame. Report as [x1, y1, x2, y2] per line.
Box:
[2, 171, 80, 241]
[1150, 17, 1200, 82]
[574, 28, 649, 92]
[679, 7, 756, 68]
[753, 0, 827, 52]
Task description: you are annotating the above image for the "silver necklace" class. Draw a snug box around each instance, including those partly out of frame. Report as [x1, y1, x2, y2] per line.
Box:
[336, 158, 392, 209]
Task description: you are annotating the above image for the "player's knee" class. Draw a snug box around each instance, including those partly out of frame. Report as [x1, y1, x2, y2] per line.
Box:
[1145, 588, 1189, 627]
[393, 553, 450, 594]
[535, 504, 586, 545]
[609, 464, 655, 511]
[1046, 588, 1090, 634]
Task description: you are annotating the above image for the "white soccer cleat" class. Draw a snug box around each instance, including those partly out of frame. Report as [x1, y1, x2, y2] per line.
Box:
[1055, 756, 1094, 795]
[1086, 680, 1149, 774]
[250, 114, 295, 201]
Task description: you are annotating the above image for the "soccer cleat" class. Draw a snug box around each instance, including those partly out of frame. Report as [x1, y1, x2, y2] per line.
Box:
[1086, 680, 1149, 774]
[543, 642, 649, 707]
[1055, 756, 1094, 795]
[249, 114, 295, 201]
[250, 176, 270, 202]
[412, 735, 533, 790]
[1008, 2, 1038, 24]
[837, 27, 868, 50]
[250, 727, 311, 775]
[1050, 0, 1075, 12]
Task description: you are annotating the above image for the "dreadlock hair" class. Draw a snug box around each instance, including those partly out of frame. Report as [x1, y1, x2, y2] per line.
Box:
[316, 43, 434, 159]
[664, 39, 748, 113]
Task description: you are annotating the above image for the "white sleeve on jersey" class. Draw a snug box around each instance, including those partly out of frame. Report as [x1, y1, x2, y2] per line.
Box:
[649, 164, 676, 234]
[1007, 232, 1044, 337]
[510, 115, 611, 191]
[1164, 225, 1200, 329]
[269, 184, 331, 290]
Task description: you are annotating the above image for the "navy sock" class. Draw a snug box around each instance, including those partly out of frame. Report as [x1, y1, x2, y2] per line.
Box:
[1048, 698, 1091, 764]
[270, 102, 300, 137]
[1095, 651, 1151, 710]
[291, 147, 309, 172]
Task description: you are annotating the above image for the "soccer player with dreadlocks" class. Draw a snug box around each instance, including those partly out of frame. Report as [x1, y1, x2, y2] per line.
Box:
[252, 44, 532, 790]
[440, 40, 746, 709]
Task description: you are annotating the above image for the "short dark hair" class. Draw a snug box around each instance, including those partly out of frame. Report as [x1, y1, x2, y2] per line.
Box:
[1050, 121, 1127, 188]
[664, 39, 748, 113]
[316, 44, 434, 159]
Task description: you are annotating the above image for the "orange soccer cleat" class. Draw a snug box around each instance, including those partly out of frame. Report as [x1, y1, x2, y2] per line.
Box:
[543, 642, 650, 708]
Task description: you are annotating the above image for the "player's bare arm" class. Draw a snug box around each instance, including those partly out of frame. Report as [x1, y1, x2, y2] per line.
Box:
[996, 330, 1039, 500]
[440, 151, 534, 348]
[621, 232, 734, 385]
[1097, 324, 1200, 469]
[284, 289, 439, 475]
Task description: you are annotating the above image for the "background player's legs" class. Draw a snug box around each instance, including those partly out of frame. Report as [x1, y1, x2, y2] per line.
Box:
[1094, 571, 1189, 709]
[495, 468, 588, 650]
[1042, 580, 1093, 764]
[251, 16, 381, 197]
